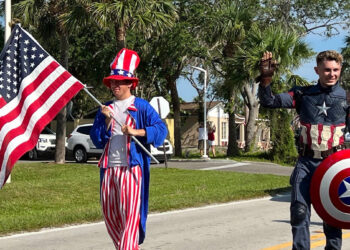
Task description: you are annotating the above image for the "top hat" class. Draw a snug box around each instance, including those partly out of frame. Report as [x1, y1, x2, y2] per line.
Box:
[103, 48, 140, 90]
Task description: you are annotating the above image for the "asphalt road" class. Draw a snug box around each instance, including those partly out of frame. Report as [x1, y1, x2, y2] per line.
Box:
[5, 159, 349, 249]
[155, 158, 294, 176]
[2, 194, 350, 250]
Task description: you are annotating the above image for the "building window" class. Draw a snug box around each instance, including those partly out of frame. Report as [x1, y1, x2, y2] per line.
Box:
[236, 124, 241, 141]
[221, 122, 227, 140]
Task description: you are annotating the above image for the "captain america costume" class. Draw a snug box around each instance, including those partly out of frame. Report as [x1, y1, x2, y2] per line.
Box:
[259, 81, 349, 249]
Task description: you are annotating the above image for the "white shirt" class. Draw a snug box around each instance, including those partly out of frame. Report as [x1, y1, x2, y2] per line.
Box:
[198, 127, 208, 140]
[108, 95, 135, 166]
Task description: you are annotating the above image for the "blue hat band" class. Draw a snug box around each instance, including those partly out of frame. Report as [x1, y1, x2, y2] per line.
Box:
[111, 69, 134, 78]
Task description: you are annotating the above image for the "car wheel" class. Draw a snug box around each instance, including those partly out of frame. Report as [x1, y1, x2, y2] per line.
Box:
[73, 146, 87, 163]
[27, 148, 38, 160]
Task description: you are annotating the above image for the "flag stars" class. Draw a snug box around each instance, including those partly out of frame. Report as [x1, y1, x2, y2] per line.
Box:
[0, 84, 3, 89]
[0, 77, 3, 82]
[6, 71, 11, 76]
[39, 54, 44, 58]
[24, 40, 29, 45]
[31, 54, 36, 60]
[31, 47, 37, 51]
[24, 55, 28, 60]
[24, 47, 28, 53]
[30, 63, 35, 68]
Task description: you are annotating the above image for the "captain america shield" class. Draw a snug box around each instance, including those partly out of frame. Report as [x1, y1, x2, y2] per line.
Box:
[311, 149, 350, 229]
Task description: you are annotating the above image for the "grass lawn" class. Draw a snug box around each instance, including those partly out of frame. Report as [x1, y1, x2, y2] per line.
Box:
[0, 162, 290, 236]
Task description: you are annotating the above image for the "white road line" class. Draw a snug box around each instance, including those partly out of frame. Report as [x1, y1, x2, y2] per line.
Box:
[200, 162, 250, 170]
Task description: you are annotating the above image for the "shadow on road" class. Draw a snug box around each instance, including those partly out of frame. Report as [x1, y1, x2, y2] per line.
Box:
[269, 191, 291, 203]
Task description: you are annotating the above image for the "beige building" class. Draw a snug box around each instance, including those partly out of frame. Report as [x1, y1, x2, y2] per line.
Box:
[180, 101, 270, 150]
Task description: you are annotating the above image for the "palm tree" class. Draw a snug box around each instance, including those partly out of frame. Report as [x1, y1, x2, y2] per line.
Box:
[235, 24, 313, 151]
[82, 0, 177, 50]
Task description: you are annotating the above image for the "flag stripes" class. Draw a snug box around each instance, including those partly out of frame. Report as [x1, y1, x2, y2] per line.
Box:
[0, 25, 84, 188]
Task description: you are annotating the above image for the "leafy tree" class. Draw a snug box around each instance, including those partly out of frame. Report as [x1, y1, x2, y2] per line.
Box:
[134, 0, 208, 157]
[202, 0, 257, 156]
[259, 0, 350, 36]
[341, 36, 350, 90]
[14, 0, 89, 163]
[267, 107, 298, 164]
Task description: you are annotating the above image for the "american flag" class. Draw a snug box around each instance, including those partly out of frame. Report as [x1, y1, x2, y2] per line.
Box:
[0, 25, 84, 188]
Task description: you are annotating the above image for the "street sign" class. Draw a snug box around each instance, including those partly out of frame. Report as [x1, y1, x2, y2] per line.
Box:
[150, 96, 170, 119]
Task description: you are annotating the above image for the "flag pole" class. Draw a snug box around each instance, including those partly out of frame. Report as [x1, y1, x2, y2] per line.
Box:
[5, 0, 11, 184]
[83, 87, 160, 164]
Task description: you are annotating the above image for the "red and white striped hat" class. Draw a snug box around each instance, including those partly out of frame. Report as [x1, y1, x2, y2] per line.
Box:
[103, 48, 140, 90]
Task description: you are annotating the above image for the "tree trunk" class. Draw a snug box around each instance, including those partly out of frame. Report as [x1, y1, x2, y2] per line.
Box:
[55, 34, 69, 164]
[115, 24, 126, 50]
[167, 77, 182, 157]
[226, 90, 239, 156]
[243, 81, 259, 151]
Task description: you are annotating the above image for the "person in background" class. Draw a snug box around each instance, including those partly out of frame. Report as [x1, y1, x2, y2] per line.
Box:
[197, 122, 207, 156]
[207, 123, 216, 157]
[90, 48, 167, 250]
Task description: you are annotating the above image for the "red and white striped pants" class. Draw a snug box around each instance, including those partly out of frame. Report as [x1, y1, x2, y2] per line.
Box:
[100, 166, 142, 250]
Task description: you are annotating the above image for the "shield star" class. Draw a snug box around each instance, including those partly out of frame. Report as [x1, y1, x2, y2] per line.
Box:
[317, 101, 330, 116]
[339, 180, 350, 199]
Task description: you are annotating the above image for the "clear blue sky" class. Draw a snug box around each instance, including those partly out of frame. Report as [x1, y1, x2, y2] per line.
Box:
[177, 31, 349, 102]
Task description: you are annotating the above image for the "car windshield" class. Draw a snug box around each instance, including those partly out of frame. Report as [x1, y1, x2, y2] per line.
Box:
[76, 125, 92, 135]
[41, 127, 55, 134]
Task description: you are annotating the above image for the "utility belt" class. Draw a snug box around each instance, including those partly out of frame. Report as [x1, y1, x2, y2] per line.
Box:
[299, 144, 346, 159]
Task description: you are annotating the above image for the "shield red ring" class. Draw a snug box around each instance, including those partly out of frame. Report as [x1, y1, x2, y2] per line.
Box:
[311, 149, 350, 229]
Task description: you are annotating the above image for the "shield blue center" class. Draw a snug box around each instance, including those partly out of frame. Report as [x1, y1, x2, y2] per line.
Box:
[338, 177, 350, 206]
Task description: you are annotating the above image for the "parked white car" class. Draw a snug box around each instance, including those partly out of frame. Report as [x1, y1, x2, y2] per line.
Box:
[26, 127, 57, 160]
[67, 123, 173, 163]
